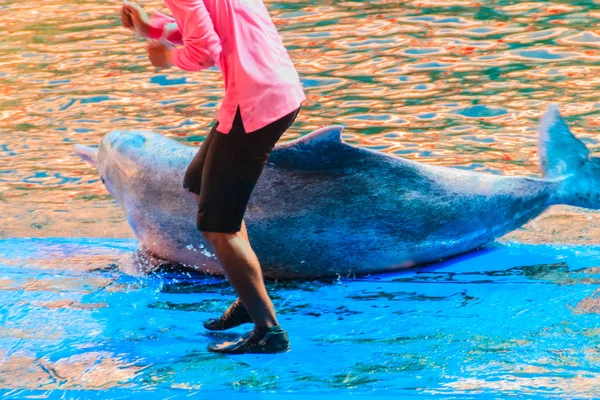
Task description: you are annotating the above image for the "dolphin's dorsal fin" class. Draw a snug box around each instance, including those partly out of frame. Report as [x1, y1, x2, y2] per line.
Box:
[270, 125, 356, 170]
[276, 125, 345, 149]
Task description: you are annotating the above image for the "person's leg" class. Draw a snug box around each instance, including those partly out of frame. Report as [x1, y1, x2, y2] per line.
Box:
[240, 220, 250, 242]
[183, 122, 253, 330]
[202, 230, 277, 329]
[183, 123, 217, 196]
[201, 220, 255, 331]
[191, 108, 300, 353]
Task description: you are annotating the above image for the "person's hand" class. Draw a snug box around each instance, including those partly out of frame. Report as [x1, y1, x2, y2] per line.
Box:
[120, 1, 150, 37]
[120, 4, 134, 30]
[147, 41, 173, 69]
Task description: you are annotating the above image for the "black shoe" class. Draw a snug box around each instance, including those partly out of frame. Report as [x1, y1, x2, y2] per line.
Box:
[203, 299, 252, 331]
[207, 326, 290, 354]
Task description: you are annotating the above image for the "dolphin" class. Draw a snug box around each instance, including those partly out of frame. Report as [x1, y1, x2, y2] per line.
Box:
[74, 105, 599, 278]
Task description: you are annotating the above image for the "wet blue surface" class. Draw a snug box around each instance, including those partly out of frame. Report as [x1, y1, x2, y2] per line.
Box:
[2, 238, 600, 397]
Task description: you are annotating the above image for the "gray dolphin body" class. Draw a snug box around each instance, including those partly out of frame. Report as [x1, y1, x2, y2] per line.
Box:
[75, 105, 600, 278]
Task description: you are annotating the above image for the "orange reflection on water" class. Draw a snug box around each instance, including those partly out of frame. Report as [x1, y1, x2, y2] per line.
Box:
[0, 0, 598, 241]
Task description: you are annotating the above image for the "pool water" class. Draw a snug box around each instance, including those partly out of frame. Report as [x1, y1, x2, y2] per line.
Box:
[1, 0, 600, 397]
[1, 0, 599, 239]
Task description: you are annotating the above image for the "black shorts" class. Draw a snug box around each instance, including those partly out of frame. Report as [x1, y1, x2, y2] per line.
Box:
[183, 107, 300, 233]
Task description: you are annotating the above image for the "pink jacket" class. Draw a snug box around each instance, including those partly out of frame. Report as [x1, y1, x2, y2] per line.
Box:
[148, 0, 305, 134]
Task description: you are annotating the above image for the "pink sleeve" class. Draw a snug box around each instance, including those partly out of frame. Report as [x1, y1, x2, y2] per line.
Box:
[147, 12, 183, 45]
[165, 0, 223, 72]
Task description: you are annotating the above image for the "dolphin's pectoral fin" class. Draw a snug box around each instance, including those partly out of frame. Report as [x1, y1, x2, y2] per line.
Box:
[275, 125, 345, 149]
[74, 144, 99, 169]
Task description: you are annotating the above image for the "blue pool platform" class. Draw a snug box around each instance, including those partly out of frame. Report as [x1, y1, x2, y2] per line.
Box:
[1, 238, 600, 398]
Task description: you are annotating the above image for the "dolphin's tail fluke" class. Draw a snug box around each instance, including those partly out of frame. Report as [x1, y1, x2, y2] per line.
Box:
[539, 104, 600, 209]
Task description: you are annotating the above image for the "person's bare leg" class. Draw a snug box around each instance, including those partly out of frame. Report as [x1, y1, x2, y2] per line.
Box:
[239, 220, 250, 243]
[191, 192, 251, 322]
[202, 226, 278, 329]
[234, 221, 251, 311]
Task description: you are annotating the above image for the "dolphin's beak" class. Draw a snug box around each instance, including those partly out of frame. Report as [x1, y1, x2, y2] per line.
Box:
[74, 144, 99, 169]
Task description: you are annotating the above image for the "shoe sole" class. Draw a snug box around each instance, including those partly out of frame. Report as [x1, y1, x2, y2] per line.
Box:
[203, 321, 252, 331]
[207, 345, 291, 355]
